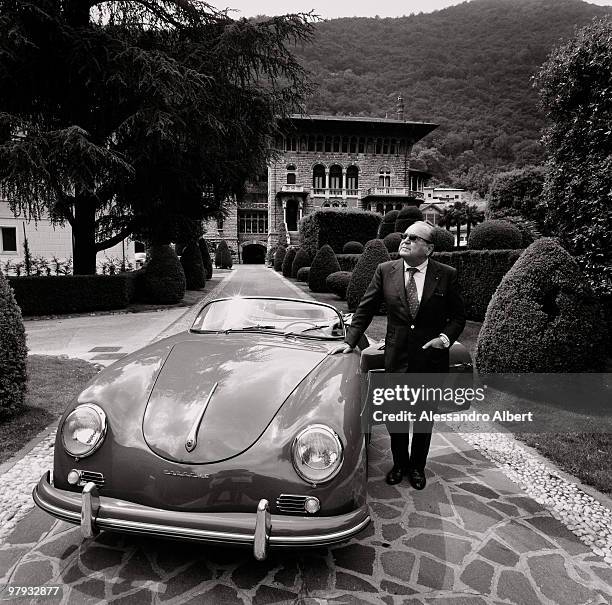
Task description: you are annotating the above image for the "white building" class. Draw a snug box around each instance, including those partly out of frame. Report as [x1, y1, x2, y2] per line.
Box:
[0, 200, 136, 273]
[423, 186, 467, 203]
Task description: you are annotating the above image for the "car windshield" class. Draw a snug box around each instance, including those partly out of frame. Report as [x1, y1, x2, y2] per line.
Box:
[191, 298, 344, 338]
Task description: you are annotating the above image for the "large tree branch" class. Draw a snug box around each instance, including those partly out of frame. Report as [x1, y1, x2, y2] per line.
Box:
[95, 220, 136, 252]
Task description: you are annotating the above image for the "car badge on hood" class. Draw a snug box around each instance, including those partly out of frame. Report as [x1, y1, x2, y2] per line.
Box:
[185, 382, 218, 452]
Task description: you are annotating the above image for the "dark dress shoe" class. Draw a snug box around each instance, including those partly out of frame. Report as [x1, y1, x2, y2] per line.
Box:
[408, 468, 426, 490]
[385, 465, 404, 485]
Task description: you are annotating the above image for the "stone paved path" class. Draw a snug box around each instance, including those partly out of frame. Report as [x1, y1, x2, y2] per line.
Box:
[1, 266, 611, 604]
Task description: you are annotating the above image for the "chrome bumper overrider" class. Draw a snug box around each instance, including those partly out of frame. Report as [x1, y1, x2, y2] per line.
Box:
[33, 472, 370, 561]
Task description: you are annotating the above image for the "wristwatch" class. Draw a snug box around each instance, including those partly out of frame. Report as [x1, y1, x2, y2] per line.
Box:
[438, 333, 450, 348]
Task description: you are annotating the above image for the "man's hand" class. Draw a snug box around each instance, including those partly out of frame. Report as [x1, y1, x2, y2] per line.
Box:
[329, 343, 354, 355]
[422, 337, 446, 350]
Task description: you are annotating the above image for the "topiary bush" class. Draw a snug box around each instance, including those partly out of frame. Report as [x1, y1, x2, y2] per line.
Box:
[180, 241, 206, 290]
[273, 246, 286, 272]
[282, 247, 298, 278]
[296, 266, 310, 282]
[431, 226, 455, 252]
[291, 247, 311, 278]
[0, 269, 27, 419]
[468, 220, 523, 250]
[383, 232, 402, 253]
[336, 254, 361, 272]
[394, 206, 424, 233]
[343, 241, 364, 254]
[308, 244, 341, 293]
[476, 238, 605, 373]
[326, 271, 352, 300]
[299, 209, 381, 257]
[198, 239, 213, 279]
[377, 210, 400, 238]
[141, 245, 186, 304]
[346, 239, 391, 311]
[215, 240, 233, 269]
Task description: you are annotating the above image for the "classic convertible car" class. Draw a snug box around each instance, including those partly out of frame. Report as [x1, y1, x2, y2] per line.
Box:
[33, 296, 472, 560]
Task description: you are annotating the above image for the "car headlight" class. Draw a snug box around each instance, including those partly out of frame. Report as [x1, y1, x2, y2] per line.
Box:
[61, 404, 107, 458]
[292, 424, 343, 484]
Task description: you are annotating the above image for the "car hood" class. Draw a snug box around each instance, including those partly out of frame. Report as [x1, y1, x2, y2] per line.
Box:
[142, 335, 329, 463]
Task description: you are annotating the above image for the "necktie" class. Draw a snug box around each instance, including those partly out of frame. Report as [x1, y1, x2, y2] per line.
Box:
[406, 267, 419, 317]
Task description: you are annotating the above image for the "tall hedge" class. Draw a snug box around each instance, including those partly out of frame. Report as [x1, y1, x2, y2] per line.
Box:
[215, 240, 233, 269]
[346, 239, 391, 311]
[394, 206, 424, 233]
[468, 220, 523, 250]
[0, 270, 27, 419]
[299, 209, 381, 257]
[198, 239, 214, 279]
[282, 247, 298, 277]
[326, 271, 352, 300]
[308, 244, 341, 293]
[142, 245, 186, 304]
[476, 238, 605, 373]
[291, 247, 311, 278]
[377, 210, 400, 238]
[273, 246, 286, 272]
[180, 241, 206, 290]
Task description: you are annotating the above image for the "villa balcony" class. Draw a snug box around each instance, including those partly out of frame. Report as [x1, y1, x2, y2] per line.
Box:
[311, 188, 361, 198]
[363, 188, 425, 200]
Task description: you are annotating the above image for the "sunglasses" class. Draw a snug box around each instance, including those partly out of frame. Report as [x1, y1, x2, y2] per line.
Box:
[401, 233, 432, 244]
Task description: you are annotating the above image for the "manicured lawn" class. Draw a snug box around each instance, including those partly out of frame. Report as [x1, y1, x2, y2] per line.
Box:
[0, 355, 99, 465]
[289, 271, 612, 495]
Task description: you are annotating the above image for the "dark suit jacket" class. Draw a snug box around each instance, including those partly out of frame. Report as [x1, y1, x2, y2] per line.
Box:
[345, 258, 466, 372]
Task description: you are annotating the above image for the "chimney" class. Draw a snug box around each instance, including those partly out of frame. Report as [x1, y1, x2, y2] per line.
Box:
[396, 95, 404, 121]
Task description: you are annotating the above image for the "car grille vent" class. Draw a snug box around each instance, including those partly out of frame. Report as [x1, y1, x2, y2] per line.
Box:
[79, 471, 105, 487]
[276, 494, 308, 514]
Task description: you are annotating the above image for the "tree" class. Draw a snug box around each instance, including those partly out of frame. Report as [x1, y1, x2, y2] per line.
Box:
[0, 1, 314, 273]
[464, 204, 484, 241]
[534, 16, 612, 297]
[487, 165, 546, 224]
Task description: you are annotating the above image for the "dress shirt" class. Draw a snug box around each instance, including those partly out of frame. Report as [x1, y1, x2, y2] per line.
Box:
[403, 258, 428, 302]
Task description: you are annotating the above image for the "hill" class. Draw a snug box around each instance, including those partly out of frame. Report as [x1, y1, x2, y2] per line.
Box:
[294, 0, 610, 190]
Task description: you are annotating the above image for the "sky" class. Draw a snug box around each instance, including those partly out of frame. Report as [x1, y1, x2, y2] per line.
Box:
[221, 0, 612, 20]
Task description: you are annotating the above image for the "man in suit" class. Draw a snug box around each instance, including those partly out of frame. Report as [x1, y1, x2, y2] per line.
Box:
[333, 221, 465, 489]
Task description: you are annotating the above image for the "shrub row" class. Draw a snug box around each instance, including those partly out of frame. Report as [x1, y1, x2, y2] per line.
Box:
[9, 274, 133, 316]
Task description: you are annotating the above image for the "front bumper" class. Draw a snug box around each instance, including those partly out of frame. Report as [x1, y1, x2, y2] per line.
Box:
[33, 472, 370, 560]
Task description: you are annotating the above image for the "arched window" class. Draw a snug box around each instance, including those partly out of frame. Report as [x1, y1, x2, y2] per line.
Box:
[286, 164, 296, 171]
[379, 169, 391, 187]
[313, 164, 325, 189]
[323, 202, 330, 207]
[286, 173, 296, 185]
[385, 203, 394, 213]
[329, 165, 342, 190]
[376, 203, 384, 214]
[217, 215, 224, 230]
[346, 166, 359, 191]
[395, 203, 403, 210]
[332, 202, 340, 207]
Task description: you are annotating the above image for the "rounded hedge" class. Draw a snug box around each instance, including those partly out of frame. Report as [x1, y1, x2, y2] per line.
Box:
[0, 270, 27, 419]
[346, 239, 391, 311]
[468, 220, 523, 250]
[291, 247, 311, 278]
[378, 210, 400, 239]
[308, 244, 341, 293]
[326, 271, 352, 300]
[180, 241, 206, 290]
[383, 232, 402, 253]
[273, 246, 286, 272]
[394, 207, 424, 233]
[296, 266, 310, 282]
[431, 226, 455, 252]
[215, 240, 233, 269]
[475, 238, 605, 373]
[282, 247, 298, 277]
[198, 239, 213, 279]
[343, 241, 364, 254]
[142, 245, 186, 304]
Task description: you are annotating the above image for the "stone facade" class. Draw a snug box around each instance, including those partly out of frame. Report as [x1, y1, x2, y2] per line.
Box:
[203, 114, 438, 262]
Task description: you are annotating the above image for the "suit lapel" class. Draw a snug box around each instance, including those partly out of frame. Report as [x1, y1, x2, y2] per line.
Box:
[392, 259, 409, 310]
[419, 260, 440, 312]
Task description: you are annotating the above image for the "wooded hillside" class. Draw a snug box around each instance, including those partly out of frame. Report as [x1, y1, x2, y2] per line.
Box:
[294, 0, 610, 188]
